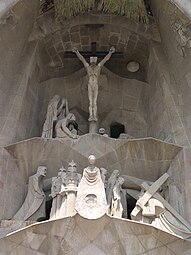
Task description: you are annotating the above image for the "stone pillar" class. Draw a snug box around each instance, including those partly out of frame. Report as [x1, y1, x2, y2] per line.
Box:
[89, 120, 98, 133]
[65, 185, 78, 217]
[60, 184, 77, 217]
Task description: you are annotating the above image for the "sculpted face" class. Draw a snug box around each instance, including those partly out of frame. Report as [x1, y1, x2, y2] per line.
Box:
[58, 166, 65, 176]
[88, 155, 96, 165]
[118, 177, 124, 185]
[37, 166, 47, 177]
[113, 170, 120, 176]
[90, 57, 97, 65]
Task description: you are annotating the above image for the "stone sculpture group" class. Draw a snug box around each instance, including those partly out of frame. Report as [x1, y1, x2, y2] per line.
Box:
[14, 155, 191, 239]
[41, 46, 116, 137]
[49, 155, 125, 220]
[42, 95, 78, 139]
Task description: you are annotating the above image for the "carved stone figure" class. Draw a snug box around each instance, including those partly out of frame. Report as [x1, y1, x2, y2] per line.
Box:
[131, 184, 191, 239]
[99, 128, 109, 137]
[42, 95, 69, 138]
[73, 47, 115, 121]
[110, 177, 124, 218]
[100, 167, 107, 187]
[13, 166, 47, 221]
[106, 170, 120, 206]
[131, 189, 165, 224]
[55, 113, 78, 139]
[49, 166, 66, 220]
[75, 155, 107, 219]
[153, 210, 191, 239]
[59, 161, 79, 217]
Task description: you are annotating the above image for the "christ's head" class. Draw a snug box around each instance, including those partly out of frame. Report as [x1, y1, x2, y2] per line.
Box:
[90, 57, 98, 65]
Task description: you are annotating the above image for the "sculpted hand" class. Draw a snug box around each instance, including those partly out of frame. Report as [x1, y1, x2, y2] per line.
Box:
[72, 134, 79, 139]
[110, 46, 115, 53]
[72, 47, 78, 53]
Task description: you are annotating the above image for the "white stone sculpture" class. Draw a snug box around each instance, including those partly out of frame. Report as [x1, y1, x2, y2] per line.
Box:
[106, 169, 120, 206]
[59, 161, 79, 217]
[75, 155, 107, 219]
[55, 113, 78, 139]
[49, 166, 66, 220]
[99, 128, 109, 137]
[131, 178, 191, 239]
[13, 166, 47, 221]
[100, 167, 107, 187]
[42, 95, 69, 138]
[131, 189, 165, 224]
[73, 47, 115, 121]
[110, 177, 125, 218]
[153, 210, 191, 239]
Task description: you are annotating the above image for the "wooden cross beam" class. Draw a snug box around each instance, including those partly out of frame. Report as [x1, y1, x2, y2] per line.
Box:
[64, 42, 123, 58]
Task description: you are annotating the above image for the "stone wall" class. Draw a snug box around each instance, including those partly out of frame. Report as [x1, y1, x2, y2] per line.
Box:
[0, 147, 26, 220]
[0, 0, 40, 146]
[150, 0, 191, 146]
[149, 0, 191, 221]
[165, 147, 191, 224]
[39, 68, 148, 137]
[145, 42, 189, 145]
[0, 0, 20, 18]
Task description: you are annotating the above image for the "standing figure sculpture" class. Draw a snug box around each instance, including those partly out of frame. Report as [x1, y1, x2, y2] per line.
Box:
[73, 47, 115, 121]
[106, 170, 120, 206]
[110, 177, 125, 218]
[13, 166, 47, 221]
[42, 95, 69, 138]
[75, 155, 107, 219]
[59, 161, 80, 217]
[49, 166, 66, 220]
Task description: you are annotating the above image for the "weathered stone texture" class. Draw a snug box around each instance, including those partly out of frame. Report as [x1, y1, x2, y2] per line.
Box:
[0, 0, 39, 146]
[1, 214, 191, 255]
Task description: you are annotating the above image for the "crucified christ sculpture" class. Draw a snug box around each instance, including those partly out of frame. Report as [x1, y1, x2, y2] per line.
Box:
[72, 46, 115, 121]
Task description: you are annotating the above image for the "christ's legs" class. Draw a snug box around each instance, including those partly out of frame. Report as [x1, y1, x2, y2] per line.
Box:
[88, 85, 94, 121]
[88, 81, 98, 121]
[92, 86, 98, 121]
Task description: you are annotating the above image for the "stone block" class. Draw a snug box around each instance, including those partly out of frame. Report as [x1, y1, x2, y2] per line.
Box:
[70, 32, 80, 43]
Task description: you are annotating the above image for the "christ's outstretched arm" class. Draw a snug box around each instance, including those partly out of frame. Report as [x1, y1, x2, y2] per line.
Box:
[98, 46, 115, 68]
[72, 48, 89, 68]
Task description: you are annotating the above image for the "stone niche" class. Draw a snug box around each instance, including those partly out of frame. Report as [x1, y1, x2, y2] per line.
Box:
[38, 68, 148, 138]
[1, 135, 191, 254]
[0, 135, 185, 220]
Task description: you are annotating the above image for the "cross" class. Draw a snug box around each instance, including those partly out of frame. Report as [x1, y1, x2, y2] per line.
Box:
[125, 173, 191, 230]
[64, 42, 123, 59]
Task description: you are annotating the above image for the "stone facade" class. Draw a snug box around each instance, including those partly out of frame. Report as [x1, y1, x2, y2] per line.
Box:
[1, 214, 191, 255]
[1, 0, 191, 254]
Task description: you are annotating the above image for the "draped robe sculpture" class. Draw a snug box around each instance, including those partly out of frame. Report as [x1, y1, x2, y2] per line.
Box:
[42, 96, 69, 138]
[13, 166, 47, 221]
[75, 155, 107, 219]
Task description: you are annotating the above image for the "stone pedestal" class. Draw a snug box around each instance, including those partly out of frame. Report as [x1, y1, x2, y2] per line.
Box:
[89, 120, 98, 133]
[60, 184, 77, 217]
[65, 185, 77, 217]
